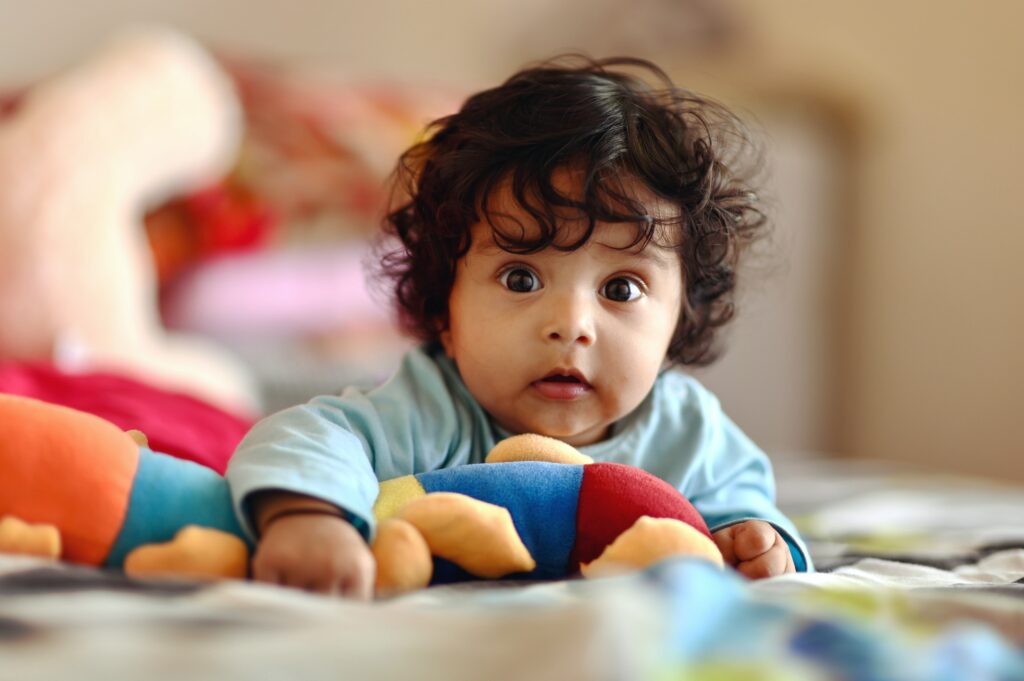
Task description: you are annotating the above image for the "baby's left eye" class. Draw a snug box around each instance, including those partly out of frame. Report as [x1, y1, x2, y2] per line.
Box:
[602, 277, 643, 302]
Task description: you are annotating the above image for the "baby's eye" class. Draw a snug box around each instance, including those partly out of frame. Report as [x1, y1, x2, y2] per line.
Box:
[499, 267, 541, 293]
[602, 276, 643, 302]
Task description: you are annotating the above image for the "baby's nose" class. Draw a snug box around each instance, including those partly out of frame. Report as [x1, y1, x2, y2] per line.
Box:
[542, 294, 595, 346]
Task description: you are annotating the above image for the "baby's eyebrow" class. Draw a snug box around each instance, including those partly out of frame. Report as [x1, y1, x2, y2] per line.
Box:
[596, 242, 676, 268]
[468, 230, 677, 267]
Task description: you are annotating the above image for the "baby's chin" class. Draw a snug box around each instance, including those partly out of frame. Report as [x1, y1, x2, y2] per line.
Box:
[487, 400, 619, 447]
[520, 422, 611, 448]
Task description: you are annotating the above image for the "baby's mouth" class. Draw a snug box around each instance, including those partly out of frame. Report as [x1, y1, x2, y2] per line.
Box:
[532, 371, 592, 400]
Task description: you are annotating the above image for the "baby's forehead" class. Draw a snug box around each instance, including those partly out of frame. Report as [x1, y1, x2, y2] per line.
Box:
[482, 166, 678, 220]
[469, 221, 678, 266]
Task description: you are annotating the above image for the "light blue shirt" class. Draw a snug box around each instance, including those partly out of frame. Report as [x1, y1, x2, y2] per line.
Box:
[227, 344, 811, 571]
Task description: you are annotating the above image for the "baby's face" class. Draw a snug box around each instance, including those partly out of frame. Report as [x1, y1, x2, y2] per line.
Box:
[440, 181, 683, 447]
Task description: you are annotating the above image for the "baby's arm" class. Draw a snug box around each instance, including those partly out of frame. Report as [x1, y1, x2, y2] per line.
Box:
[675, 393, 812, 576]
[687, 419, 811, 576]
[225, 349, 466, 596]
[227, 399, 411, 598]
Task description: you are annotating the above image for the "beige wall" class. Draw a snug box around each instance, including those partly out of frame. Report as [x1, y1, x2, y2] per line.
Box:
[2, 0, 1021, 480]
[730, 0, 1024, 480]
[0, 0, 555, 87]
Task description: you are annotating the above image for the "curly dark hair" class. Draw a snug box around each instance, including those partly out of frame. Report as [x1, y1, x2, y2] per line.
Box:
[378, 55, 767, 366]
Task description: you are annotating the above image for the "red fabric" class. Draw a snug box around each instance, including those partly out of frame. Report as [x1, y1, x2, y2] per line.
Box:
[569, 462, 712, 569]
[0, 362, 254, 474]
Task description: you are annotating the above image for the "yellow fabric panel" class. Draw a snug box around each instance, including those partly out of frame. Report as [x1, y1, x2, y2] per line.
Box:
[374, 475, 426, 522]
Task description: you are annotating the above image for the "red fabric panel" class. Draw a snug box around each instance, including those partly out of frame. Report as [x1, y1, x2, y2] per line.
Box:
[0, 362, 254, 474]
[569, 462, 711, 570]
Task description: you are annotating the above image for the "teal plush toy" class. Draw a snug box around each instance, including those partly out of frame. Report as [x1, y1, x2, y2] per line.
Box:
[0, 395, 723, 596]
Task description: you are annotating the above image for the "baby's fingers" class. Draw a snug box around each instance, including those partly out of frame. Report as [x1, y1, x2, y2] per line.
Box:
[731, 521, 777, 562]
[712, 525, 738, 566]
[712, 521, 776, 565]
[251, 561, 280, 585]
[737, 540, 793, 579]
[250, 548, 286, 585]
[338, 550, 376, 601]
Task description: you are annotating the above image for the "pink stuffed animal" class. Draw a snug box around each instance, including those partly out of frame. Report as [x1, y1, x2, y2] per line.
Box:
[0, 26, 257, 413]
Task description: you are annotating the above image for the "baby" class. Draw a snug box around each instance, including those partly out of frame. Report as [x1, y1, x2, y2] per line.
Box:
[226, 56, 811, 598]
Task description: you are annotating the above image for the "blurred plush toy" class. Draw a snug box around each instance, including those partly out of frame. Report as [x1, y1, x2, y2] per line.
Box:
[0, 393, 250, 579]
[0, 394, 722, 595]
[0, 26, 257, 414]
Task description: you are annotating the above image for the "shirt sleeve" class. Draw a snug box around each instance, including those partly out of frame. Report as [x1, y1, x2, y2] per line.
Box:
[679, 391, 813, 572]
[225, 349, 465, 542]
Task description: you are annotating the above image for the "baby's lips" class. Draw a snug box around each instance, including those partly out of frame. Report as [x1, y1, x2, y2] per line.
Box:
[539, 367, 591, 386]
[532, 378, 592, 400]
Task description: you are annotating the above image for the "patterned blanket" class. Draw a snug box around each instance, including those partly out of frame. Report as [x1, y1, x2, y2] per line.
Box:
[1, 550, 1021, 680]
[2, 461, 1023, 680]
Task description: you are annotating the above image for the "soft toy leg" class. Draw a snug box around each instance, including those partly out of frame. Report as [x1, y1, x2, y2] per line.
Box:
[580, 516, 724, 578]
[0, 516, 61, 560]
[372, 518, 433, 597]
[0, 26, 257, 413]
[397, 493, 536, 579]
[124, 526, 248, 581]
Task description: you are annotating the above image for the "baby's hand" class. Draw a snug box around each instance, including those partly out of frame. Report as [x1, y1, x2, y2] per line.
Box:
[252, 513, 376, 599]
[712, 520, 794, 579]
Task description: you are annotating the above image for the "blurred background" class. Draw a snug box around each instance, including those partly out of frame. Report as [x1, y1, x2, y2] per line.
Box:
[0, 0, 1021, 482]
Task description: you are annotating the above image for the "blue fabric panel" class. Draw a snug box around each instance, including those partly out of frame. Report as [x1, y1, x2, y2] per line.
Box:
[416, 462, 584, 581]
[105, 448, 250, 567]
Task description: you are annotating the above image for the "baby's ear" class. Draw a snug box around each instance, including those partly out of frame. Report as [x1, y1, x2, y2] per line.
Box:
[438, 326, 454, 357]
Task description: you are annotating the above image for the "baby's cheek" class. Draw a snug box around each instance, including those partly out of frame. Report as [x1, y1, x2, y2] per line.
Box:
[602, 361, 657, 414]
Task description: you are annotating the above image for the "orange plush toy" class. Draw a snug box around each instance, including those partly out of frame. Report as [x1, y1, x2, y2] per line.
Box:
[0, 393, 249, 580]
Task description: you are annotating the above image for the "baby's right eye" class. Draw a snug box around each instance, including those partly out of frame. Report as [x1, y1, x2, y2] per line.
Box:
[499, 267, 541, 293]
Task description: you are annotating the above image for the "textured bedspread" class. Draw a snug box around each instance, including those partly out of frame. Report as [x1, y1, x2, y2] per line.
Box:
[1, 549, 1022, 681]
[2, 460, 1024, 680]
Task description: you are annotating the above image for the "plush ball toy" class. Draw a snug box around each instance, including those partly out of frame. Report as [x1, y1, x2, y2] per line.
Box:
[0, 26, 257, 414]
[0, 394, 722, 595]
[371, 436, 723, 595]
